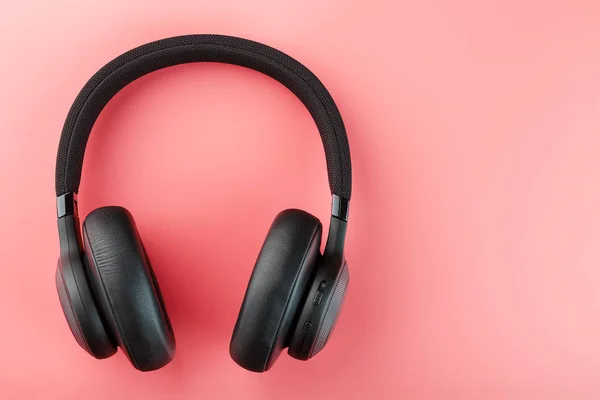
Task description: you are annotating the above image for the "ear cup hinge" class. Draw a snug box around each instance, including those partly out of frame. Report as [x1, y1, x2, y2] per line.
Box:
[57, 192, 78, 219]
[331, 195, 349, 222]
[57, 192, 83, 252]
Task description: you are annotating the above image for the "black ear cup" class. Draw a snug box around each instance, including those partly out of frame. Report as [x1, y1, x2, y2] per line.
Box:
[287, 261, 349, 360]
[82, 206, 175, 371]
[310, 262, 349, 356]
[55, 259, 117, 359]
[230, 209, 323, 372]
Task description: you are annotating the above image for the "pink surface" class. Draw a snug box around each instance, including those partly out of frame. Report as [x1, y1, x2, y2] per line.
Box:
[2, 0, 600, 398]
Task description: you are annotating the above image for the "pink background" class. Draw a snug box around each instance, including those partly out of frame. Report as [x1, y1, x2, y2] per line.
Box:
[2, 0, 600, 398]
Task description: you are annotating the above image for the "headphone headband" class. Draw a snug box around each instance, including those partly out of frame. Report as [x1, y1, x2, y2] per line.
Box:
[55, 34, 352, 201]
[54, 36, 352, 371]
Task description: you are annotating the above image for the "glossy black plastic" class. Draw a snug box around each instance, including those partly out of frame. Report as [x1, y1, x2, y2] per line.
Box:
[331, 195, 350, 222]
[57, 192, 77, 218]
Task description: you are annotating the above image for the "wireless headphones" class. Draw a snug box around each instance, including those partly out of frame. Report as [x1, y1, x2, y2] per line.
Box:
[55, 35, 352, 372]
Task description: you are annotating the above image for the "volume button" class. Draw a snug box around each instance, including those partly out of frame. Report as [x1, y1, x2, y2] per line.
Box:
[313, 290, 324, 305]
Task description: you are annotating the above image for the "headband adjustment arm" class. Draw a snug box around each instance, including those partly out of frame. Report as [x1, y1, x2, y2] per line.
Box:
[331, 195, 349, 222]
[57, 192, 78, 219]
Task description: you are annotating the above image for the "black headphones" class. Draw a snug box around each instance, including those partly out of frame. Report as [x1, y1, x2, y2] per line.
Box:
[55, 35, 352, 372]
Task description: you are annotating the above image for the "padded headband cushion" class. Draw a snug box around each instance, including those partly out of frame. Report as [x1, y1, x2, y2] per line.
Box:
[55, 34, 352, 199]
[230, 209, 322, 372]
[82, 206, 175, 371]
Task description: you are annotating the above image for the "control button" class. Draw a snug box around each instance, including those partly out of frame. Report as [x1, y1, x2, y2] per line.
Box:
[313, 290, 324, 306]
[302, 321, 312, 334]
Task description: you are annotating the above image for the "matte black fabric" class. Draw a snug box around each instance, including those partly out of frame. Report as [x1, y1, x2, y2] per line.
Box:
[82, 207, 175, 371]
[230, 209, 322, 372]
[55, 34, 352, 199]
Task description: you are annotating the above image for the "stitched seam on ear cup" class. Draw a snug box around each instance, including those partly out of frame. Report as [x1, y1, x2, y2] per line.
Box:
[83, 223, 139, 370]
[81, 249, 119, 349]
[60, 40, 348, 197]
[261, 220, 320, 371]
[140, 243, 174, 341]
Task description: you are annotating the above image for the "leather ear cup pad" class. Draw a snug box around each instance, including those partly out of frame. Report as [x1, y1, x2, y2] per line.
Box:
[82, 207, 175, 371]
[230, 209, 322, 372]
